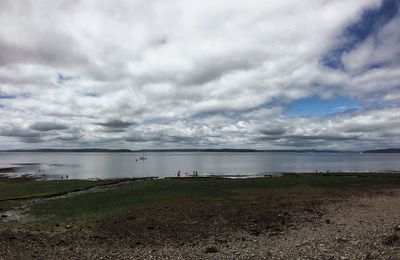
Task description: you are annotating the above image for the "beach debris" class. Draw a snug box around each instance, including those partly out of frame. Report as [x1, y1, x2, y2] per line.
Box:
[269, 231, 282, 237]
[336, 237, 349, 243]
[4, 233, 17, 240]
[204, 246, 219, 253]
[365, 251, 380, 259]
[1, 214, 7, 218]
[382, 234, 400, 246]
[249, 228, 261, 236]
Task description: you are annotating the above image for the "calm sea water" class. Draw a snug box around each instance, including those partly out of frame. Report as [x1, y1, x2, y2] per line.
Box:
[0, 152, 400, 179]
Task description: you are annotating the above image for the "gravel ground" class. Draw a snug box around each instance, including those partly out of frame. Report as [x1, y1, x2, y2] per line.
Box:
[1, 188, 400, 259]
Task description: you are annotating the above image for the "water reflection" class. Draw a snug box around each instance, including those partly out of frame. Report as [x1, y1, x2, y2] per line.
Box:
[0, 152, 399, 179]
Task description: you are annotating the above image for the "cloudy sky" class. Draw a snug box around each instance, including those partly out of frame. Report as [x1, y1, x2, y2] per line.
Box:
[0, 0, 399, 150]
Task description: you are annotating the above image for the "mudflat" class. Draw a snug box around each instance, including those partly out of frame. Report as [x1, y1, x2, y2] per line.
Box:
[1, 174, 400, 259]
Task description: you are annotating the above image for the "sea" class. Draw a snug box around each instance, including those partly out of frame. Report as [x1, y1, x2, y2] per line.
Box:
[0, 152, 400, 180]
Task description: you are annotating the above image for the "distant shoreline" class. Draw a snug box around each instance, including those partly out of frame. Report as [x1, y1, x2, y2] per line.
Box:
[2, 169, 400, 182]
[1, 148, 399, 153]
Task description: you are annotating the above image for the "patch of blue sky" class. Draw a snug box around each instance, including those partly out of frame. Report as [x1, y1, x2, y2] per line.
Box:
[192, 112, 214, 120]
[21, 93, 32, 98]
[191, 99, 282, 121]
[285, 96, 361, 117]
[84, 91, 99, 97]
[321, 0, 399, 70]
[370, 98, 399, 109]
[0, 93, 16, 99]
[144, 118, 164, 124]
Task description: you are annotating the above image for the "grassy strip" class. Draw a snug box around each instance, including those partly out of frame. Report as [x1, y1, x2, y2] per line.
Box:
[0, 179, 126, 202]
[28, 175, 400, 227]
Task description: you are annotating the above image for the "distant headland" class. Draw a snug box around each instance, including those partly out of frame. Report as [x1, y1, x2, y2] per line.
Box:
[1, 148, 399, 153]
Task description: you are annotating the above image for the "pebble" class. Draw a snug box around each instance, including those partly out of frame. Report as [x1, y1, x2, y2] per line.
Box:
[336, 237, 349, 243]
[365, 251, 379, 259]
[204, 247, 219, 253]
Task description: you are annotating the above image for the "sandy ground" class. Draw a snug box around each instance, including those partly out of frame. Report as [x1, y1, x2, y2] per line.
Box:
[1, 188, 400, 259]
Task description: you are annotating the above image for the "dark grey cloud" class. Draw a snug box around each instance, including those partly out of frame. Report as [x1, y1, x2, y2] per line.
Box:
[259, 127, 286, 136]
[0, 126, 43, 144]
[285, 134, 359, 141]
[164, 135, 203, 144]
[125, 131, 203, 145]
[31, 122, 68, 132]
[344, 125, 382, 133]
[97, 120, 134, 129]
[101, 128, 127, 133]
[256, 134, 359, 143]
[20, 136, 43, 143]
[177, 53, 263, 86]
[125, 136, 151, 143]
[55, 135, 82, 142]
[0, 127, 39, 138]
[0, 34, 86, 67]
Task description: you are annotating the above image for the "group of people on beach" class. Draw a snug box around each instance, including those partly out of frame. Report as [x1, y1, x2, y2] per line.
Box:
[176, 170, 199, 177]
[37, 168, 69, 180]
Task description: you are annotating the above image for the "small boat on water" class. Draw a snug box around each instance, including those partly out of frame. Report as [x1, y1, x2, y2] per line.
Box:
[138, 150, 147, 160]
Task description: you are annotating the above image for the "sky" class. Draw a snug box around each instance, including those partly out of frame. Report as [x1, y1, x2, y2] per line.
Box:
[0, 0, 399, 150]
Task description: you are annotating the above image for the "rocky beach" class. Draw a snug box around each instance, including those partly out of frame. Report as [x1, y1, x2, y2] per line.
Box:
[1, 174, 400, 259]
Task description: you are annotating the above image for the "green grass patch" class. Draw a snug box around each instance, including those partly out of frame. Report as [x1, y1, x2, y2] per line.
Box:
[27, 175, 400, 227]
[0, 179, 117, 202]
